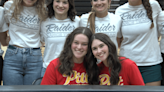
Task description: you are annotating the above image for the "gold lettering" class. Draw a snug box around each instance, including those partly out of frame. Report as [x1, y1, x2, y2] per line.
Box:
[99, 74, 110, 85]
[80, 72, 85, 83]
[63, 74, 71, 85]
[76, 72, 81, 83]
[63, 70, 88, 85]
[99, 75, 124, 85]
[118, 76, 123, 85]
[84, 74, 88, 82]
[72, 70, 77, 80]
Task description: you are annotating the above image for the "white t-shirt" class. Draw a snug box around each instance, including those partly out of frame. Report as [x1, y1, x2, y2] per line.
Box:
[4, 1, 42, 48]
[157, 11, 164, 54]
[115, 0, 162, 66]
[41, 16, 80, 68]
[0, 7, 8, 56]
[79, 12, 122, 49]
[0, 7, 8, 33]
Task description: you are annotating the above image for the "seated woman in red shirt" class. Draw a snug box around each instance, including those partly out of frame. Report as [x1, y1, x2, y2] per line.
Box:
[41, 27, 99, 85]
[90, 33, 145, 85]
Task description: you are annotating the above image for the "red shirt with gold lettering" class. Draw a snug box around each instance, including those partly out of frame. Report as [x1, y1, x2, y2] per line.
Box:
[41, 58, 88, 85]
[98, 57, 145, 85]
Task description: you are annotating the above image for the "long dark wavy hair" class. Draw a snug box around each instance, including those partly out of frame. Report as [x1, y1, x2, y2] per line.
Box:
[58, 27, 100, 85]
[47, 0, 76, 21]
[90, 33, 121, 85]
[142, 0, 154, 29]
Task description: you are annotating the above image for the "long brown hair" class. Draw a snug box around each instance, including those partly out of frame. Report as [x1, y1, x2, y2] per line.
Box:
[142, 0, 154, 29]
[58, 27, 100, 84]
[10, 0, 47, 21]
[90, 33, 121, 85]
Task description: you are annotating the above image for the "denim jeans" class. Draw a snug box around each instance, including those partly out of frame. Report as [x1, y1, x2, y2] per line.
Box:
[41, 67, 46, 77]
[3, 45, 43, 85]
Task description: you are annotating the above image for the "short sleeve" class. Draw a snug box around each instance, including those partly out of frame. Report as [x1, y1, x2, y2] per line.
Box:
[40, 22, 46, 43]
[79, 13, 89, 28]
[115, 15, 123, 38]
[128, 61, 145, 85]
[4, 0, 13, 23]
[0, 7, 8, 32]
[115, 6, 123, 38]
[0, 7, 4, 27]
[74, 16, 80, 26]
[41, 60, 57, 85]
[150, 0, 162, 18]
[116, 16, 123, 38]
[157, 11, 164, 35]
[115, 6, 122, 16]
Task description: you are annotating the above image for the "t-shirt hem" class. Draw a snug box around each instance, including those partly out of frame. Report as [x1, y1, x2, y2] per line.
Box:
[136, 61, 163, 66]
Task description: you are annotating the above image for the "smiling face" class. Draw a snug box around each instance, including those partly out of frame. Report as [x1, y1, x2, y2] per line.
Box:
[91, 39, 109, 63]
[23, 0, 37, 7]
[71, 34, 89, 63]
[91, 0, 111, 17]
[53, 0, 69, 17]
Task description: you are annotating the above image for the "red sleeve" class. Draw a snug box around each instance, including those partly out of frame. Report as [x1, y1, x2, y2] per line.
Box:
[128, 61, 145, 85]
[41, 59, 58, 85]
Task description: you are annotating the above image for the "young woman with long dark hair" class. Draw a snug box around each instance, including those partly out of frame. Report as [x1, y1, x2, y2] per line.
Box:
[41, 27, 99, 85]
[90, 33, 144, 85]
[40, 0, 80, 77]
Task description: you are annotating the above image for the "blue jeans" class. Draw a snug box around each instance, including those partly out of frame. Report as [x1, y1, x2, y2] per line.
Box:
[41, 67, 46, 77]
[3, 45, 43, 85]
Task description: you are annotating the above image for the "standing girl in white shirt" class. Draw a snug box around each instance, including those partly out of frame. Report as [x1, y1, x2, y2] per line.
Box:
[80, 0, 122, 49]
[41, 0, 80, 77]
[2, 0, 47, 85]
[116, 0, 162, 86]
